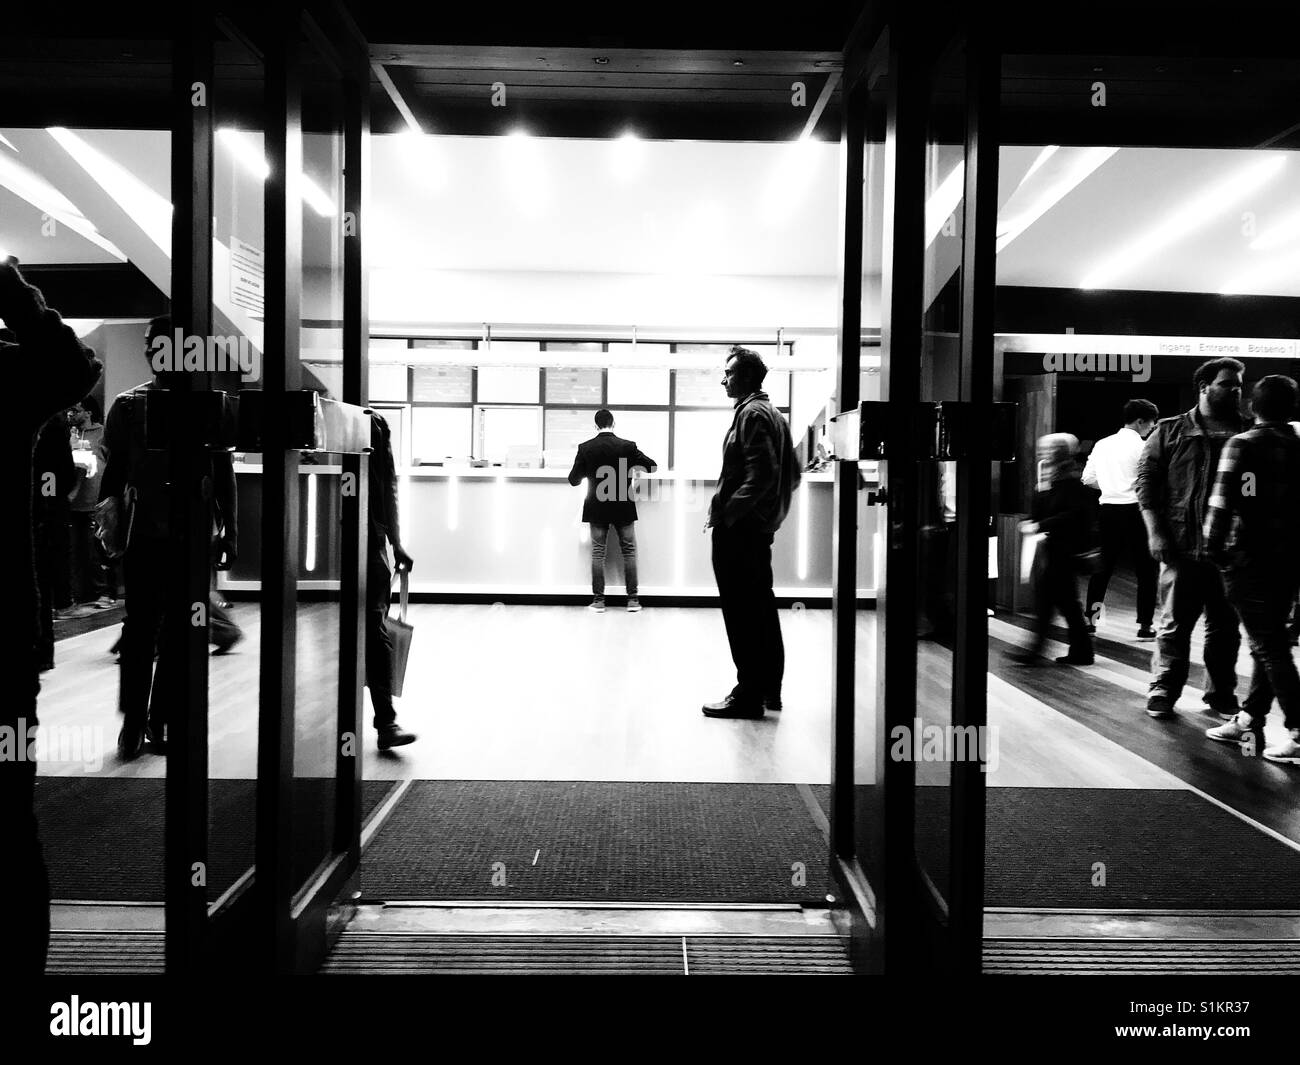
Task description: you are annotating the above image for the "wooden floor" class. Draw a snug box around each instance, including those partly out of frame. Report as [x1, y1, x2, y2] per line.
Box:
[36, 601, 1199, 792]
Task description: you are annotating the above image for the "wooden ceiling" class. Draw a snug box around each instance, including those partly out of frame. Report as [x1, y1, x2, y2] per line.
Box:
[0, 5, 1296, 148]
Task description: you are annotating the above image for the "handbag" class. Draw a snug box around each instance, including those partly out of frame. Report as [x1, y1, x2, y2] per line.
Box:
[93, 486, 135, 559]
[387, 568, 414, 698]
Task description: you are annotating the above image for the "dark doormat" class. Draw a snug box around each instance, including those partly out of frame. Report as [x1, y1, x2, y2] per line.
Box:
[33, 777, 395, 903]
[915, 787, 1300, 909]
[359, 781, 833, 904]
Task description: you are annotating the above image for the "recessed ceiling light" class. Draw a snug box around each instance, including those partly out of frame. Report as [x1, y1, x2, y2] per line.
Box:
[733, 59, 745, 66]
[594, 56, 609, 65]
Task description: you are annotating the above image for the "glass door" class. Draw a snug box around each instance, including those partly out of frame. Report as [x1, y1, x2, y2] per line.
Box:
[831, 6, 997, 973]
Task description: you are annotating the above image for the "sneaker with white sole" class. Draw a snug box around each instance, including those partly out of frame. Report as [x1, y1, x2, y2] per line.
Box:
[627, 598, 642, 612]
[1206, 712, 1262, 745]
[587, 598, 606, 613]
[1263, 729, 1300, 763]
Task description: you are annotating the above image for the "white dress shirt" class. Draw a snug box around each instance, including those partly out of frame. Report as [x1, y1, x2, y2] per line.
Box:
[1081, 425, 1144, 505]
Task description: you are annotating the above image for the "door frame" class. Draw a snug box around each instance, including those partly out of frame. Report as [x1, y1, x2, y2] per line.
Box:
[829, 2, 998, 974]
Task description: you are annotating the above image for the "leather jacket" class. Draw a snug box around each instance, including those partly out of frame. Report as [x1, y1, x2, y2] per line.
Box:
[1135, 406, 1249, 560]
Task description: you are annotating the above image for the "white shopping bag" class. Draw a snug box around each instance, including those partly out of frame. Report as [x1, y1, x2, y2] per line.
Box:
[1020, 531, 1045, 584]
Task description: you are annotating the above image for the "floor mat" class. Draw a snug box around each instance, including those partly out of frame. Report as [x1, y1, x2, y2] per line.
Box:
[360, 781, 833, 904]
[34, 777, 395, 902]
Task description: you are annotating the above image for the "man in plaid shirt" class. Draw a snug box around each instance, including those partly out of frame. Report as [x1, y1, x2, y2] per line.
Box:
[1204, 375, 1300, 762]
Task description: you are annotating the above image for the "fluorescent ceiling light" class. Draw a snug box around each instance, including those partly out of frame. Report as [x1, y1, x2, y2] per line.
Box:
[611, 130, 646, 181]
[1220, 247, 1300, 295]
[1080, 154, 1287, 290]
[924, 160, 965, 246]
[0, 133, 16, 153]
[1020, 145, 1058, 182]
[996, 146, 1117, 254]
[1249, 207, 1300, 251]
[0, 150, 126, 260]
[218, 128, 335, 214]
[48, 127, 172, 254]
[760, 135, 824, 223]
[218, 128, 270, 180]
[300, 174, 336, 217]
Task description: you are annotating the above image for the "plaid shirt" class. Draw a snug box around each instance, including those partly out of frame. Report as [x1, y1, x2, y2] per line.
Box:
[1203, 421, 1300, 565]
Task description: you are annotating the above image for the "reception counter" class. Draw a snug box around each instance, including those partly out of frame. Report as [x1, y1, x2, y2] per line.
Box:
[223, 463, 882, 599]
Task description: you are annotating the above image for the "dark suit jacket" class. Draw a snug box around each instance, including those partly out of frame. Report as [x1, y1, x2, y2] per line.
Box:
[568, 431, 657, 525]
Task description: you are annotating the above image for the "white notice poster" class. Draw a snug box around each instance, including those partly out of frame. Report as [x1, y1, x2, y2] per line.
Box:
[230, 236, 265, 318]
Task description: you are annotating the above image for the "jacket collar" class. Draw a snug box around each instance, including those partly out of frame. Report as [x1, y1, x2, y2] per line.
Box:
[733, 390, 769, 411]
[1182, 405, 1247, 437]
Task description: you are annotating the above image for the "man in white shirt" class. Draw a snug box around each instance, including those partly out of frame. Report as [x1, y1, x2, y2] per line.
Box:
[1082, 399, 1160, 639]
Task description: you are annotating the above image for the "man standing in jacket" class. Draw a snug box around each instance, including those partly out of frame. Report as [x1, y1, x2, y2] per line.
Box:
[567, 409, 657, 613]
[1137, 357, 1246, 719]
[101, 317, 242, 760]
[1, 258, 102, 974]
[1203, 376, 1300, 762]
[702, 346, 800, 719]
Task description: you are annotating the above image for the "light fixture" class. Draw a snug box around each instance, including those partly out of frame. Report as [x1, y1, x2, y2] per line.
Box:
[1249, 207, 1300, 251]
[924, 160, 965, 246]
[611, 129, 646, 181]
[1080, 154, 1287, 289]
[594, 56, 609, 65]
[218, 127, 336, 215]
[305, 472, 318, 572]
[0, 147, 126, 260]
[0, 132, 16, 153]
[47, 126, 171, 253]
[996, 146, 1117, 254]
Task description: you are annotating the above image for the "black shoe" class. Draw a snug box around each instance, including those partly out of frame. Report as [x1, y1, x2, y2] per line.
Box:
[1055, 653, 1094, 665]
[212, 631, 244, 655]
[377, 725, 417, 749]
[118, 723, 146, 761]
[1136, 625, 1157, 640]
[1007, 649, 1040, 666]
[763, 695, 783, 713]
[702, 694, 764, 719]
[1146, 695, 1174, 718]
[1084, 624, 1097, 636]
[145, 723, 166, 753]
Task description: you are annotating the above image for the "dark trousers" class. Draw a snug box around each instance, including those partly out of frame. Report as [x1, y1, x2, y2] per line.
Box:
[921, 521, 957, 638]
[1085, 503, 1157, 627]
[1149, 557, 1240, 710]
[1028, 542, 1093, 658]
[120, 539, 241, 728]
[2, 640, 50, 974]
[1224, 562, 1300, 730]
[590, 521, 637, 597]
[69, 511, 109, 603]
[119, 538, 170, 729]
[33, 510, 70, 665]
[711, 522, 784, 702]
[365, 553, 397, 729]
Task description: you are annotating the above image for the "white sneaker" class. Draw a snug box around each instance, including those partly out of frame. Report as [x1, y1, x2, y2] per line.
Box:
[1206, 712, 1261, 745]
[627, 598, 642, 612]
[1263, 729, 1300, 764]
[587, 598, 606, 613]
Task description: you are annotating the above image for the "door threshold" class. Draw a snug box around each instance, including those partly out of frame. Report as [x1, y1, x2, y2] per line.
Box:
[347, 902, 840, 937]
[986, 907, 1300, 941]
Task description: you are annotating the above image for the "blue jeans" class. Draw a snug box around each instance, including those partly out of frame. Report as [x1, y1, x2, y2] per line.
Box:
[1149, 557, 1240, 710]
[590, 522, 637, 597]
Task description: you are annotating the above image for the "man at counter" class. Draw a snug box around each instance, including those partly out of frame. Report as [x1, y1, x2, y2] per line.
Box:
[567, 409, 657, 612]
[702, 346, 800, 719]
